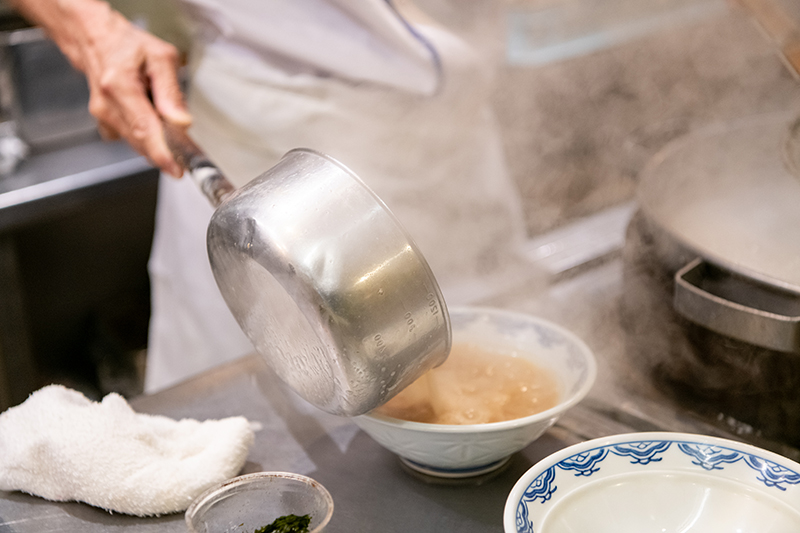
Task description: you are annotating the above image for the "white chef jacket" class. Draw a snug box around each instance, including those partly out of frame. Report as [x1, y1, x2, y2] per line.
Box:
[144, 0, 528, 393]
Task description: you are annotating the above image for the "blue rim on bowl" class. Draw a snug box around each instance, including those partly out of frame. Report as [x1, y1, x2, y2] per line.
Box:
[504, 431, 800, 533]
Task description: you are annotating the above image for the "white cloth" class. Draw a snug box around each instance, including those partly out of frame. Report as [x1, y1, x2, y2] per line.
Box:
[144, 1, 528, 393]
[0, 385, 254, 516]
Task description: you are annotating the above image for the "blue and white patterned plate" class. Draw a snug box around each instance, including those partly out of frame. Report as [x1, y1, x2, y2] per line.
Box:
[504, 432, 800, 533]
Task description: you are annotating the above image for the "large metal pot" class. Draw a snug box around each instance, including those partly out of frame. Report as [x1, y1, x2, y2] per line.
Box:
[621, 112, 800, 447]
[638, 112, 800, 352]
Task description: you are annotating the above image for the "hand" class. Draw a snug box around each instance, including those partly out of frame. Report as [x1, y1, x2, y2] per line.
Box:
[80, 7, 191, 178]
[9, 0, 191, 177]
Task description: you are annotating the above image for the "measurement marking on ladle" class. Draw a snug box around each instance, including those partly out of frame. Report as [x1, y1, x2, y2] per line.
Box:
[426, 293, 440, 316]
[405, 312, 416, 332]
[374, 334, 386, 354]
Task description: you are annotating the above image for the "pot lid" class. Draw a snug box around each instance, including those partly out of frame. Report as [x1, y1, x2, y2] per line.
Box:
[637, 112, 800, 293]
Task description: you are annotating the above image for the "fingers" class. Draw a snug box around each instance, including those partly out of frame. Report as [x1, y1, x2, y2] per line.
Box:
[80, 17, 191, 177]
[90, 76, 184, 178]
[146, 44, 192, 128]
[19, 1, 191, 178]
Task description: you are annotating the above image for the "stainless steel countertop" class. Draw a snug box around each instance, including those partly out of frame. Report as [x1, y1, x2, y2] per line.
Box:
[0, 249, 769, 533]
[0, 138, 154, 231]
[0, 357, 630, 533]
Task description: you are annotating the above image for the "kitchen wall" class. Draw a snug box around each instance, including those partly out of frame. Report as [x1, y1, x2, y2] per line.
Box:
[421, 0, 800, 235]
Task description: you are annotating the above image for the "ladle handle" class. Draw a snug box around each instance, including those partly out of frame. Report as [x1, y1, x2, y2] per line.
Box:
[162, 122, 235, 207]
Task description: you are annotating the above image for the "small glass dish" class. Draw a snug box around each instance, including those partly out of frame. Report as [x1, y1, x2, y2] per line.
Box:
[185, 472, 333, 533]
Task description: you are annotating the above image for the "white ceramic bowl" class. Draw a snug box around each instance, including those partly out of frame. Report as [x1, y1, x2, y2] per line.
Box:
[353, 306, 597, 478]
[185, 472, 333, 533]
[505, 432, 800, 533]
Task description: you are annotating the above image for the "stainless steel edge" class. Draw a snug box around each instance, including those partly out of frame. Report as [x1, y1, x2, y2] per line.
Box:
[674, 258, 800, 353]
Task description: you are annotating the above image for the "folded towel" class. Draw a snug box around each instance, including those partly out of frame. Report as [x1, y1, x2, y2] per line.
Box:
[0, 384, 254, 516]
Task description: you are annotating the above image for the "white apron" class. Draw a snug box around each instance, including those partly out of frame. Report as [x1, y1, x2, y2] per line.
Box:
[145, 1, 527, 393]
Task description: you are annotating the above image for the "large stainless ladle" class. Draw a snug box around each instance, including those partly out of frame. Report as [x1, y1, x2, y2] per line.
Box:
[165, 125, 451, 416]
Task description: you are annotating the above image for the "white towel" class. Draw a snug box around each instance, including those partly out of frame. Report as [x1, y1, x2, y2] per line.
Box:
[0, 384, 254, 516]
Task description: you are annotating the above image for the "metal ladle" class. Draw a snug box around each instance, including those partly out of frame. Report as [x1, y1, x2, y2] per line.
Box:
[164, 125, 451, 416]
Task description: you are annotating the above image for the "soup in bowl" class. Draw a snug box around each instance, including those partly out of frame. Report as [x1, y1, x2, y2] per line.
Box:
[353, 306, 597, 478]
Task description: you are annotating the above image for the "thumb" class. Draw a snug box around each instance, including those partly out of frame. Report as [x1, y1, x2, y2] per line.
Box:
[159, 97, 192, 127]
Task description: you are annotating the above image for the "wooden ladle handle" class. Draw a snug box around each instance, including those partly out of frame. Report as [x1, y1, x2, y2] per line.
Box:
[162, 121, 236, 207]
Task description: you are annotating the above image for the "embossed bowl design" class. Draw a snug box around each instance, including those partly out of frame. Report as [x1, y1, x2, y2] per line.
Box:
[353, 306, 597, 478]
[505, 432, 800, 533]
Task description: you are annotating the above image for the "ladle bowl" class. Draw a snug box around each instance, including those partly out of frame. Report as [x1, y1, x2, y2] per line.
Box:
[177, 141, 451, 416]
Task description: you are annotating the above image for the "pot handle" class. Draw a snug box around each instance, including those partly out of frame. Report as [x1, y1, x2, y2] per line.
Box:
[673, 258, 800, 354]
[162, 122, 235, 207]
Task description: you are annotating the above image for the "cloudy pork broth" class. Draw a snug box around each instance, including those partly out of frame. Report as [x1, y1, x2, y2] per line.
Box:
[375, 343, 560, 424]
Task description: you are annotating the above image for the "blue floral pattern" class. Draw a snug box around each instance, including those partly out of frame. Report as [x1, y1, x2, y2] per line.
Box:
[677, 443, 800, 490]
[514, 438, 800, 533]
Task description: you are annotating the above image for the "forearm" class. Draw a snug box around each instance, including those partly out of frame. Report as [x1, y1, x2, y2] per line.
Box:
[7, 0, 121, 72]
